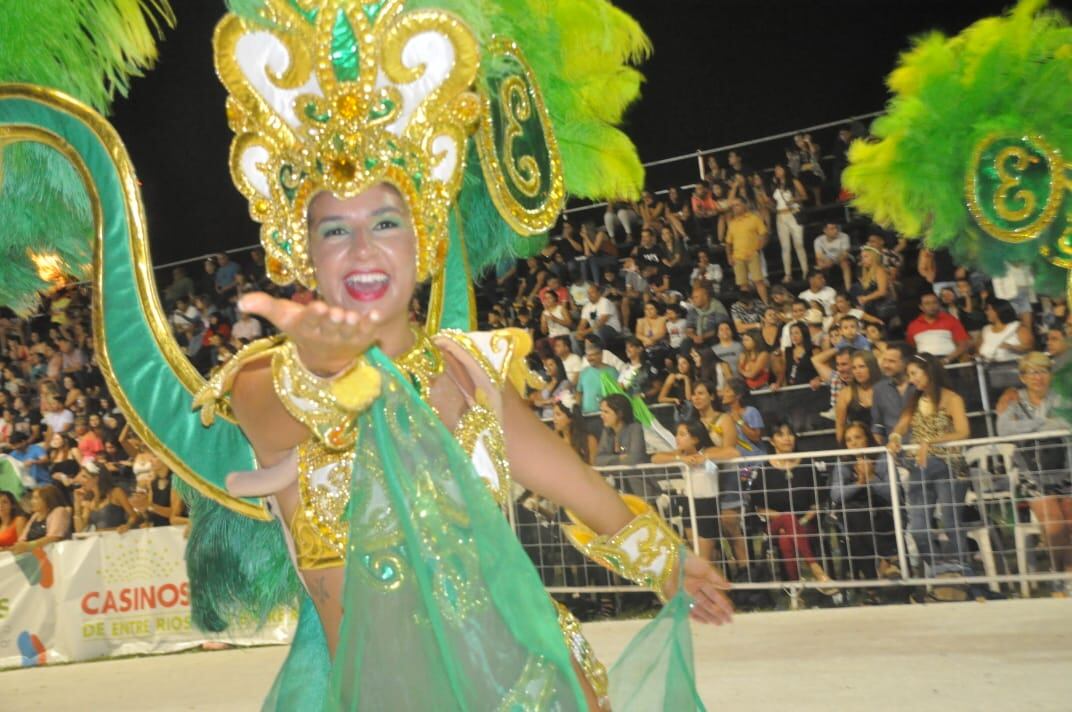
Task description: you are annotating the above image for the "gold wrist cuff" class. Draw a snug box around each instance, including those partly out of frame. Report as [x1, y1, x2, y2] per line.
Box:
[563, 494, 683, 602]
[271, 340, 381, 451]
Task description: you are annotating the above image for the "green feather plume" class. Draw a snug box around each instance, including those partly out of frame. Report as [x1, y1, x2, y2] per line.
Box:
[227, 0, 649, 276]
[0, 0, 174, 313]
[843, 0, 1072, 297]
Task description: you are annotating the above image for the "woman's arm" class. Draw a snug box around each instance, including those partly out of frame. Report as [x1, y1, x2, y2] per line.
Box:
[169, 487, 190, 526]
[835, 388, 851, 443]
[112, 488, 139, 531]
[657, 374, 678, 404]
[701, 414, 741, 461]
[929, 391, 970, 444]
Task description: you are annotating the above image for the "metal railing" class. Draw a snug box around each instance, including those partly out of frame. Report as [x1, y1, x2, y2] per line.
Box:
[518, 429, 1072, 607]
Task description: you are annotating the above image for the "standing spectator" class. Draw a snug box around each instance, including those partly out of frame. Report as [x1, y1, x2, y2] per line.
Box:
[214, 252, 241, 297]
[870, 341, 916, 445]
[685, 282, 729, 347]
[747, 173, 774, 231]
[954, 277, 987, 337]
[725, 200, 770, 303]
[887, 354, 972, 579]
[995, 352, 1071, 587]
[906, 292, 972, 363]
[770, 164, 807, 280]
[790, 133, 825, 205]
[576, 338, 617, 415]
[11, 485, 70, 553]
[835, 350, 880, 443]
[690, 182, 721, 243]
[814, 223, 852, 292]
[162, 267, 195, 311]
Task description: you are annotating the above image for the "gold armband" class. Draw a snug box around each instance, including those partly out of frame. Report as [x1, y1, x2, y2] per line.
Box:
[271, 340, 382, 451]
[562, 494, 683, 602]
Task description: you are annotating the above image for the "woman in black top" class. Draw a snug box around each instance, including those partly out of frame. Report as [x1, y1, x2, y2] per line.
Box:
[773, 322, 822, 432]
[73, 465, 136, 533]
[753, 423, 836, 592]
[145, 458, 175, 527]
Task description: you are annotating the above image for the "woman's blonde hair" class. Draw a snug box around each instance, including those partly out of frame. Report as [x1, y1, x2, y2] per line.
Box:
[1017, 351, 1052, 374]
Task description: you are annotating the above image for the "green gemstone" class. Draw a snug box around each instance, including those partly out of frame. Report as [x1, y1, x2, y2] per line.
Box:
[369, 98, 395, 120]
[287, 0, 317, 23]
[365, 156, 379, 170]
[304, 102, 330, 123]
[363, 1, 386, 25]
[330, 8, 360, 82]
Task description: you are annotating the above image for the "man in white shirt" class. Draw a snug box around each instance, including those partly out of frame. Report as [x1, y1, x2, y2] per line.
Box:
[574, 282, 621, 345]
[814, 223, 853, 291]
[798, 269, 838, 315]
[551, 336, 584, 385]
[232, 310, 264, 342]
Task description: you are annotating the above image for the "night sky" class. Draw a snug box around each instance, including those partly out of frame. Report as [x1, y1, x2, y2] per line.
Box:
[107, 0, 1064, 266]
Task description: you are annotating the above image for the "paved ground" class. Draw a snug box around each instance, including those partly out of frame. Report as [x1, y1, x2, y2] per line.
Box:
[5, 598, 1069, 711]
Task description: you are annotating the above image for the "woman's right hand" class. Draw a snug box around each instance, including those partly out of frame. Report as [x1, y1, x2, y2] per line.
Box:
[238, 292, 382, 376]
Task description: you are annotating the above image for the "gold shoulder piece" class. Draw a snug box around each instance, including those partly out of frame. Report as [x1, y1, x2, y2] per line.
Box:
[562, 494, 683, 603]
[192, 336, 286, 426]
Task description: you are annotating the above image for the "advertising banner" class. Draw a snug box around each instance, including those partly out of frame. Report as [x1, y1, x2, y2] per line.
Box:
[0, 527, 294, 670]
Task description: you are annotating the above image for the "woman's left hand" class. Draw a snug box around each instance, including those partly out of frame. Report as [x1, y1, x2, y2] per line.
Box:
[665, 552, 733, 625]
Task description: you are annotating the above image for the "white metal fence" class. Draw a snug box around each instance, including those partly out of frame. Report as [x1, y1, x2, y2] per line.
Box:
[517, 429, 1072, 606]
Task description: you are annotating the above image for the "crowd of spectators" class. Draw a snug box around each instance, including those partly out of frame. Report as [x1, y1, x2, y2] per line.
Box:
[2, 126, 1069, 603]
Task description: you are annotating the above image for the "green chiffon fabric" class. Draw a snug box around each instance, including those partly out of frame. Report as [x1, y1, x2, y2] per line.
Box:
[260, 348, 706, 710]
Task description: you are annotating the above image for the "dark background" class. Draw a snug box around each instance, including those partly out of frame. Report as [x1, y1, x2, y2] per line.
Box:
[108, 0, 1060, 266]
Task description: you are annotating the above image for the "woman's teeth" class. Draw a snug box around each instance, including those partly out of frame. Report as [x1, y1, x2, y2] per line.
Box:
[344, 272, 389, 301]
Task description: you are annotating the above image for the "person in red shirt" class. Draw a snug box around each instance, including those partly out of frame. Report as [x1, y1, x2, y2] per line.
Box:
[74, 417, 104, 462]
[906, 292, 972, 364]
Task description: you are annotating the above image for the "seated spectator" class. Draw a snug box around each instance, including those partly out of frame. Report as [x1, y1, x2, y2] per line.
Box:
[725, 200, 770, 303]
[618, 338, 658, 400]
[594, 394, 648, 480]
[775, 321, 819, 389]
[730, 285, 764, 336]
[0, 490, 28, 549]
[737, 332, 770, 391]
[73, 417, 104, 462]
[550, 336, 583, 386]
[580, 223, 618, 285]
[690, 250, 723, 290]
[813, 347, 854, 420]
[11, 484, 70, 553]
[603, 200, 641, 249]
[778, 300, 809, 350]
[977, 298, 1033, 363]
[658, 225, 689, 288]
[73, 463, 137, 534]
[995, 352, 1071, 586]
[690, 181, 721, 242]
[635, 301, 668, 350]
[1046, 325, 1069, 371]
[854, 246, 896, 321]
[631, 228, 670, 295]
[799, 270, 837, 316]
[685, 282, 729, 347]
[830, 422, 899, 580]
[906, 292, 972, 363]
[574, 283, 621, 348]
[232, 307, 264, 343]
[551, 398, 597, 466]
[8, 432, 48, 488]
[42, 395, 74, 438]
[576, 337, 617, 416]
[162, 266, 195, 311]
[713, 322, 743, 376]
[665, 186, 691, 240]
[658, 354, 695, 418]
[752, 423, 837, 593]
[531, 356, 573, 419]
[665, 303, 688, 351]
[814, 222, 853, 291]
[803, 308, 827, 349]
[636, 190, 670, 232]
[687, 344, 732, 392]
[143, 459, 178, 528]
[833, 314, 870, 352]
[835, 350, 880, 444]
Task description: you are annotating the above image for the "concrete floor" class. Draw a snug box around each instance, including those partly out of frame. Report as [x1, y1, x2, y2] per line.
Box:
[4, 598, 1069, 711]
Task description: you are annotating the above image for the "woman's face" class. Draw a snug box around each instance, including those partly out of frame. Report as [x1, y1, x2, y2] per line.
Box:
[551, 404, 570, 431]
[844, 425, 868, 450]
[790, 324, 804, 347]
[675, 424, 699, 453]
[774, 165, 786, 179]
[660, 227, 673, 243]
[599, 401, 619, 429]
[741, 333, 756, 351]
[1020, 366, 1051, 395]
[717, 322, 732, 341]
[543, 358, 559, 380]
[63, 376, 74, 389]
[906, 362, 929, 391]
[763, 308, 779, 325]
[860, 250, 875, 268]
[677, 356, 691, 374]
[643, 302, 657, 320]
[307, 184, 417, 320]
[691, 383, 712, 412]
[772, 426, 796, 454]
[30, 490, 44, 515]
[852, 356, 871, 385]
[985, 302, 999, 324]
[940, 288, 956, 305]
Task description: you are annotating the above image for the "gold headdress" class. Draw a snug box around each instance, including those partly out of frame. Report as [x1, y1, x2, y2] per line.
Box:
[214, 0, 650, 309]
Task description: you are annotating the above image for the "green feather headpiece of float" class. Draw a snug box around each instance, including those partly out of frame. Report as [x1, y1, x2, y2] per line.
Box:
[843, 0, 1072, 301]
[0, 0, 175, 314]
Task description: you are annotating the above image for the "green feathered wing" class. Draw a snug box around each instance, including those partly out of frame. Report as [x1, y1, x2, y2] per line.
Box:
[843, 0, 1072, 417]
[0, 1, 301, 632]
